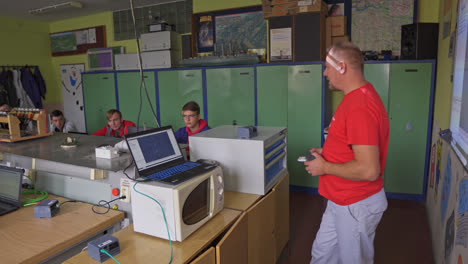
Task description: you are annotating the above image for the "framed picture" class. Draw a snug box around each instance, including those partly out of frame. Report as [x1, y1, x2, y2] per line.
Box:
[194, 6, 266, 55]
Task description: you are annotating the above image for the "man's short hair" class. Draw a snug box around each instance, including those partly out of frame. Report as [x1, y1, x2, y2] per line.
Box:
[106, 109, 122, 120]
[51, 110, 64, 118]
[329, 42, 364, 72]
[182, 101, 200, 115]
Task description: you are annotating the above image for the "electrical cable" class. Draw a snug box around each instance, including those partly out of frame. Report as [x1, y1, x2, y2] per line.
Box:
[92, 196, 126, 215]
[100, 248, 122, 264]
[133, 181, 173, 264]
[123, 160, 148, 182]
[129, 0, 160, 130]
[21, 174, 48, 206]
[59, 200, 79, 208]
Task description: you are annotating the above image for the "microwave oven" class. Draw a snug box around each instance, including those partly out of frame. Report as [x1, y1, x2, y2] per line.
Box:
[131, 166, 224, 242]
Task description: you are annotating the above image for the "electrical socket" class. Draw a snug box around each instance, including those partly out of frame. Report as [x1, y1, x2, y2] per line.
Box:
[120, 185, 131, 203]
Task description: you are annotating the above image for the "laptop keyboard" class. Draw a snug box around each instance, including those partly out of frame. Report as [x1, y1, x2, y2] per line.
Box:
[146, 162, 201, 181]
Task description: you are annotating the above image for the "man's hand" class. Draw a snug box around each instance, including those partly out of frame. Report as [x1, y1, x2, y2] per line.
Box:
[305, 152, 326, 176]
[305, 149, 325, 176]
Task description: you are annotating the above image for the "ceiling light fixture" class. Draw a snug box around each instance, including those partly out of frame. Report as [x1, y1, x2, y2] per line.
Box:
[28, 1, 83, 15]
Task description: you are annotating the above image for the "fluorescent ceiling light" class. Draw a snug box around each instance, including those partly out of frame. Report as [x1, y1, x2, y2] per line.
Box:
[29, 1, 83, 15]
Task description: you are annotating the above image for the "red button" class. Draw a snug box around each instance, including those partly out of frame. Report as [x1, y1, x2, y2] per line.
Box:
[112, 188, 120, 196]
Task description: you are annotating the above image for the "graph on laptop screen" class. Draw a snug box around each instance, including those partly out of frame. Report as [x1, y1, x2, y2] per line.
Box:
[127, 129, 182, 170]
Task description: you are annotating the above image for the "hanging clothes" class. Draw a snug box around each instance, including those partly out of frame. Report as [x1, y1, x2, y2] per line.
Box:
[13, 70, 35, 109]
[33, 66, 46, 99]
[20, 67, 42, 108]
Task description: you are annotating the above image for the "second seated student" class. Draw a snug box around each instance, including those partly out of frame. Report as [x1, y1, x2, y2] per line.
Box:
[92, 109, 135, 138]
[175, 101, 210, 144]
[49, 110, 76, 133]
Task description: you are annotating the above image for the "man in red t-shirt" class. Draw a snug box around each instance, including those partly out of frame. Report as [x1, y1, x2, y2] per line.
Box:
[92, 109, 135, 138]
[305, 42, 389, 264]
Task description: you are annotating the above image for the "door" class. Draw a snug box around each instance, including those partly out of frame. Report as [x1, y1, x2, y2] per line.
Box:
[82, 73, 116, 134]
[116, 71, 158, 129]
[206, 67, 255, 127]
[364, 63, 390, 112]
[288, 65, 323, 187]
[257, 65, 288, 127]
[384, 63, 432, 194]
[158, 69, 204, 129]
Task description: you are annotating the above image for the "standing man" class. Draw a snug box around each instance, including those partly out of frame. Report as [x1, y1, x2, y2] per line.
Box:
[175, 101, 210, 144]
[49, 110, 76, 133]
[92, 109, 135, 138]
[305, 42, 389, 264]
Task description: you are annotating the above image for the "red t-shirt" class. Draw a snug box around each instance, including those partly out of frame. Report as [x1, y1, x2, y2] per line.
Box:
[319, 82, 389, 205]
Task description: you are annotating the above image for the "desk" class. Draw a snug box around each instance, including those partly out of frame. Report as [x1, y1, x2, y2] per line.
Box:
[224, 191, 261, 211]
[0, 195, 124, 264]
[64, 209, 241, 264]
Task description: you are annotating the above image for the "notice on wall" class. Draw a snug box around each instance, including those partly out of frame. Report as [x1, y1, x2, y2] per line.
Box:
[270, 28, 292, 61]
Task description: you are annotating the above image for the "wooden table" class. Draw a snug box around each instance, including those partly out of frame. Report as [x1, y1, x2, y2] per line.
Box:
[64, 209, 241, 264]
[0, 195, 124, 264]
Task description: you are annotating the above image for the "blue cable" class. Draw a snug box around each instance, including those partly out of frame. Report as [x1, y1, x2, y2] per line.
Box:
[100, 249, 122, 264]
[133, 181, 173, 264]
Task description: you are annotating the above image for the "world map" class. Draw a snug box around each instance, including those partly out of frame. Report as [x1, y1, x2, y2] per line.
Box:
[351, 0, 414, 56]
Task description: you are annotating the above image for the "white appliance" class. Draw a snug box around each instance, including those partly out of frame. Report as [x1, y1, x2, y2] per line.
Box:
[131, 166, 224, 242]
[190, 126, 287, 195]
[115, 50, 180, 70]
[141, 31, 181, 52]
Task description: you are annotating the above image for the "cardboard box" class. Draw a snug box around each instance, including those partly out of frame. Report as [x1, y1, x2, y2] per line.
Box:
[325, 18, 331, 50]
[271, 3, 297, 17]
[329, 16, 347, 36]
[332, 35, 350, 45]
[296, 0, 327, 14]
[271, 0, 297, 5]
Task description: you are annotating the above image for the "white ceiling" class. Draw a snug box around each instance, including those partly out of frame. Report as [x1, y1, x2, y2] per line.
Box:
[0, 0, 171, 22]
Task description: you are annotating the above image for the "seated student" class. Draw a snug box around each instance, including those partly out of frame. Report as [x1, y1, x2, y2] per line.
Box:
[49, 110, 76, 133]
[92, 109, 135, 138]
[175, 101, 210, 144]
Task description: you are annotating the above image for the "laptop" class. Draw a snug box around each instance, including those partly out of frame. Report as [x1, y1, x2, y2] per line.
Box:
[125, 126, 215, 185]
[0, 165, 23, 216]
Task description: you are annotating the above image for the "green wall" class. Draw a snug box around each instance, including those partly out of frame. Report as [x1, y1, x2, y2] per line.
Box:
[0, 17, 57, 103]
[193, 0, 261, 13]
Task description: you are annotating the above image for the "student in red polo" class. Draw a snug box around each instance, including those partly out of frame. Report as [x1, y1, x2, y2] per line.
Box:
[92, 109, 135, 138]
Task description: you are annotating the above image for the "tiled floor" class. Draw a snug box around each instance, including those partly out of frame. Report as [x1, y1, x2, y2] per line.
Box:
[284, 192, 434, 264]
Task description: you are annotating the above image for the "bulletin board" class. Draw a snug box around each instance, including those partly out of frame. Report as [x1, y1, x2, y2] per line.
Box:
[50, 26, 106, 56]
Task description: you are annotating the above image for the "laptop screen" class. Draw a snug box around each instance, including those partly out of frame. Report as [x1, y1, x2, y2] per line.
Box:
[126, 126, 183, 171]
[0, 166, 23, 204]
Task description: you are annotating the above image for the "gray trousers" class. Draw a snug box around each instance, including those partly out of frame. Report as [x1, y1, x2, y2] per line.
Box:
[311, 188, 388, 264]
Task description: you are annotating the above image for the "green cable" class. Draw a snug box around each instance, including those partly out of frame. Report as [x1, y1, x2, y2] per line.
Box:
[100, 249, 122, 264]
[21, 174, 48, 206]
[133, 181, 173, 264]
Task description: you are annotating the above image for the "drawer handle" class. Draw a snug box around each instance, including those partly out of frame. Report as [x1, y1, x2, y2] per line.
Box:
[405, 69, 418, 72]
[240, 72, 250, 75]
[102, 77, 109, 80]
[299, 70, 310, 74]
[186, 74, 194, 77]
[143, 75, 148, 78]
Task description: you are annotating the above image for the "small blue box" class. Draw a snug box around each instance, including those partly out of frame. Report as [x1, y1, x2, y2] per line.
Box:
[237, 126, 258, 139]
[88, 235, 121, 262]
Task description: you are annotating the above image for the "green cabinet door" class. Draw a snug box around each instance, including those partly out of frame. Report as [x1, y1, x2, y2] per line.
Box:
[288, 65, 323, 187]
[384, 63, 432, 194]
[206, 67, 255, 127]
[257, 65, 288, 127]
[158, 70, 204, 130]
[83, 73, 117, 134]
[116, 72, 158, 129]
[364, 63, 390, 112]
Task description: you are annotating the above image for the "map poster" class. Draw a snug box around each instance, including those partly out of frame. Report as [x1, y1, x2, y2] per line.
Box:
[215, 11, 266, 55]
[351, 0, 414, 56]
